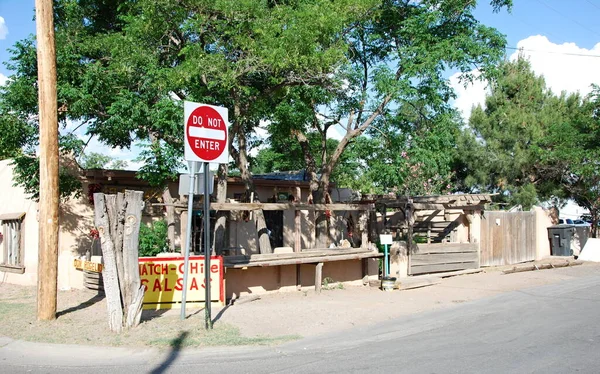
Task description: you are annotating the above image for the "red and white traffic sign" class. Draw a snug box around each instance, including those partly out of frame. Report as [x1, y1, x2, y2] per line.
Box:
[184, 101, 229, 164]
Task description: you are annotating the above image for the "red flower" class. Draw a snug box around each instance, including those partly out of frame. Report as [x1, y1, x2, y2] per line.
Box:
[90, 228, 100, 240]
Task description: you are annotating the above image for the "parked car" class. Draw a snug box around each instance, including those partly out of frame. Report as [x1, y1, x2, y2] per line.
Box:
[558, 218, 574, 225]
[573, 219, 591, 227]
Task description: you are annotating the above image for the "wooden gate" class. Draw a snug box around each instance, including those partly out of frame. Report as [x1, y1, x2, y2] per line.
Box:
[480, 211, 536, 266]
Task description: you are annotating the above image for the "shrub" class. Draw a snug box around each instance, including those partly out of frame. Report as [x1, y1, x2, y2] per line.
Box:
[139, 220, 170, 257]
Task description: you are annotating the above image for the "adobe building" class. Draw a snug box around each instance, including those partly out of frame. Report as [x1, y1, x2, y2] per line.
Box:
[1, 159, 560, 302]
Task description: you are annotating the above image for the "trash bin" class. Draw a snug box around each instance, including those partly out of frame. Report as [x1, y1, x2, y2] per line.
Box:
[547, 225, 575, 256]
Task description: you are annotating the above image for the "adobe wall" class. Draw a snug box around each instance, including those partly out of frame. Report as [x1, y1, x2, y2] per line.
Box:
[0, 160, 40, 287]
[534, 206, 553, 259]
[224, 258, 377, 298]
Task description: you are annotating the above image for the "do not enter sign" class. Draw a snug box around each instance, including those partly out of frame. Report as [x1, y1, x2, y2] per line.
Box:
[184, 101, 229, 164]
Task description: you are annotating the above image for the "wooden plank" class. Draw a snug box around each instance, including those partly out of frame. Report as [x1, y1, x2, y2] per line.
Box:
[211, 202, 374, 211]
[413, 243, 478, 254]
[410, 261, 479, 275]
[414, 222, 453, 229]
[224, 251, 382, 268]
[396, 276, 441, 290]
[434, 268, 483, 278]
[410, 252, 479, 266]
[502, 260, 582, 274]
[225, 248, 369, 263]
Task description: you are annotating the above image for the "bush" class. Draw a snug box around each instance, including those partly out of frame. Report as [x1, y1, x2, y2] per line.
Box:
[139, 220, 170, 257]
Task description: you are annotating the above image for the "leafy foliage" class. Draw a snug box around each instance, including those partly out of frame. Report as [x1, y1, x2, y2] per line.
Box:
[456, 57, 556, 208]
[80, 152, 128, 170]
[138, 220, 170, 257]
[1, 0, 511, 205]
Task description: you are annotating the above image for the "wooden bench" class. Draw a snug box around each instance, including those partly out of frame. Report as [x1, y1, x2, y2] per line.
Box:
[224, 248, 382, 293]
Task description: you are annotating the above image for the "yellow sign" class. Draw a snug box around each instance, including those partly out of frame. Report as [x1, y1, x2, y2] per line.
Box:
[73, 259, 103, 273]
[139, 256, 224, 309]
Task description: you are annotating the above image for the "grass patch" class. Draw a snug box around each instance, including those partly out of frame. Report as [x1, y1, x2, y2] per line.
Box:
[147, 324, 300, 348]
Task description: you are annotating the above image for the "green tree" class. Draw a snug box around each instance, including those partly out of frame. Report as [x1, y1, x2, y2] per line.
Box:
[80, 152, 128, 170]
[535, 88, 600, 237]
[455, 57, 555, 208]
[270, 0, 512, 205]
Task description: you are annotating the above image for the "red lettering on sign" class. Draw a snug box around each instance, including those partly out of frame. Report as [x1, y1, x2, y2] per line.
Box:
[140, 264, 148, 276]
[164, 278, 173, 292]
[190, 277, 199, 291]
[175, 278, 183, 291]
[190, 262, 198, 274]
[211, 264, 219, 273]
[141, 279, 148, 292]
[153, 278, 162, 292]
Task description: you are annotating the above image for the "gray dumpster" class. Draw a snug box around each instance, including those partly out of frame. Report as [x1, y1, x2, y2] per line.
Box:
[547, 225, 575, 256]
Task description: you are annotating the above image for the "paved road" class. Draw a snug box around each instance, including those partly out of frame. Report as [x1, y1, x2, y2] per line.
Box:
[2, 273, 599, 373]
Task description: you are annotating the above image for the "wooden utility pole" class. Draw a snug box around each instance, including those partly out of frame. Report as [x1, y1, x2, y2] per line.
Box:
[35, 0, 60, 321]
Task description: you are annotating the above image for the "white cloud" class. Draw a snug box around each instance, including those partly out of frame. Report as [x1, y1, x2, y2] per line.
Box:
[450, 35, 600, 121]
[328, 125, 345, 141]
[449, 69, 488, 121]
[510, 35, 600, 97]
[61, 120, 145, 171]
[0, 17, 8, 40]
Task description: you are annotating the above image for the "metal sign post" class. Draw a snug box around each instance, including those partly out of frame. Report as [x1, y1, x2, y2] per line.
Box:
[380, 233, 393, 277]
[203, 162, 212, 329]
[183, 101, 229, 329]
[181, 161, 199, 320]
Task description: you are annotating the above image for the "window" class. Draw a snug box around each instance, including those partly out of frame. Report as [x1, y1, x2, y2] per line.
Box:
[0, 212, 25, 273]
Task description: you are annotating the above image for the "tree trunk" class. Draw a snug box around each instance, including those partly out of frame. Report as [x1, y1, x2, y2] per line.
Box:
[94, 193, 123, 333]
[591, 209, 598, 239]
[94, 191, 145, 332]
[231, 118, 272, 254]
[212, 163, 228, 255]
[105, 194, 126, 307]
[162, 187, 176, 252]
[121, 190, 144, 329]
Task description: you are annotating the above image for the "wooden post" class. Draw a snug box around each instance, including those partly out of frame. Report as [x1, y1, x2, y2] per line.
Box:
[406, 201, 414, 276]
[213, 164, 228, 255]
[359, 210, 368, 248]
[295, 187, 301, 291]
[294, 187, 301, 253]
[315, 262, 323, 294]
[35, 0, 59, 321]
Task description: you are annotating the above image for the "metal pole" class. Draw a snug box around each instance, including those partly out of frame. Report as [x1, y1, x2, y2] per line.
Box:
[181, 161, 198, 320]
[384, 244, 389, 277]
[204, 162, 213, 329]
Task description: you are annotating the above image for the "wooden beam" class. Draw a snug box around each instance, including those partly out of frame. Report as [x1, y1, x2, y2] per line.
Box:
[410, 261, 479, 275]
[224, 251, 382, 268]
[211, 202, 374, 211]
[413, 243, 479, 254]
[225, 248, 370, 264]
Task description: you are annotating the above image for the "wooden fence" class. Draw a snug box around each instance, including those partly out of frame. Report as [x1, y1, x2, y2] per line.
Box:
[409, 243, 479, 275]
[480, 211, 536, 266]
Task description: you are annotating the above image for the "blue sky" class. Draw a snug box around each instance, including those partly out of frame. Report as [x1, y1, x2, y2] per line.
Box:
[1, 0, 600, 167]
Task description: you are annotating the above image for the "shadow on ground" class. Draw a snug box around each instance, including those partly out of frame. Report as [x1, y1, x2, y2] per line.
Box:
[57, 292, 105, 318]
[150, 331, 189, 374]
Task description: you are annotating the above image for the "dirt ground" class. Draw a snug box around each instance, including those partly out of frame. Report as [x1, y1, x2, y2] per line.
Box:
[1, 260, 598, 349]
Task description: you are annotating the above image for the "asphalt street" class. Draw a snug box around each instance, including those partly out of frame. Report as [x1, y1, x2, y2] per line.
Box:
[2, 273, 599, 374]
